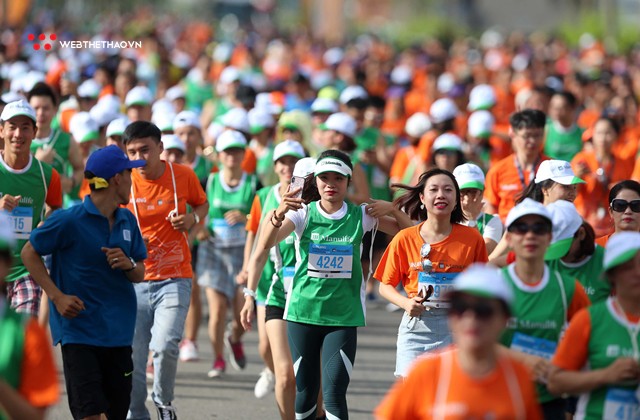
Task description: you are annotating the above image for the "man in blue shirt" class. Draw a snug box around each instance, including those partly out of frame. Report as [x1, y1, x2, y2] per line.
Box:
[21, 145, 147, 420]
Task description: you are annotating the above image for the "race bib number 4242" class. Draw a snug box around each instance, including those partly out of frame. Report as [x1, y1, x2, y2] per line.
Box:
[307, 243, 353, 279]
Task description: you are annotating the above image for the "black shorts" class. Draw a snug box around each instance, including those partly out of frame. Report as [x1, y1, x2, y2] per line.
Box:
[361, 232, 389, 262]
[191, 243, 199, 270]
[265, 304, 285, 322]
[61, 344, 133, 420]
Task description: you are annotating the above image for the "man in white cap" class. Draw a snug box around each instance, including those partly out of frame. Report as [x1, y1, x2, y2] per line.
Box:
[22, 145, 147, 420]
[122, 121, 209, 420]
[28, 82, 84, 198]
[0, 100, 62, 317]
[125, 86, 153, 122]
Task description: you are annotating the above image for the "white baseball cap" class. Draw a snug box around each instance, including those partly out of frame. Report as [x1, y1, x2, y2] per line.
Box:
[390, 65, 413, 85]
[293, 157, 317, 177]
[173, 110, 201, 130]
[152, 110, 176, 132]
[216, 130, 247, 152]
[90, 98, 121, 128]
[545, 201, 584, 260]
[314, 156, 353, 177]
[70, 112, 99, 143]
[248, 108, 275, 134]
[207, 121, 224, 141]
[0, 100, 36, 123]
[125, 86, 153, 107]
[467, 110, 495, 138]
[453, 163, 485, 191]
[273, 140, 305, 162]
[323, 47, 344, 67]
[106, 117, 130, 138]
[405, 112, 431, 138]
[505, 198, 553, 229]
[310, 98, 338, 114]
[339, 85, 368, 105]
[324, 112, 357, 138]
[450, 263, 514, 310]
[219, 66, 241, 85]
[437, 73, 455, 94]
[165, 85, 186, 102]
[604, 232, 640, 272]
[468, 84, 497, 111]
[77, 79, 101, 99]
[430, 98, 459, 124]
[0, 211, 16, 251]
[221, 108, 250, 134]
[534, 160, 585, 185]
[161, 134, 186, 153]
[432, 133, 464, 152]
[1, 92, 26, 104]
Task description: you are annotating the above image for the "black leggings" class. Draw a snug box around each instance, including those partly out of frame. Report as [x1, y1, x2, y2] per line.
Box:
[288, 321, 357, 420]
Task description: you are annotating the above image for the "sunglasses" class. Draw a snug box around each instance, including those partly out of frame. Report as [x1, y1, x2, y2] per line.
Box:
[421, 243, 433, 273]
[507, 222, 552, 235]
[450, 298, 498, 320]
[610, 199, 640, 213]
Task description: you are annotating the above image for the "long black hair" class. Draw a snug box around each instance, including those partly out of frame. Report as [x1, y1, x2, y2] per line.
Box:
[515, 179, 555, 204]
[392, 168, 465, 223]
[609, 180, 640, 204]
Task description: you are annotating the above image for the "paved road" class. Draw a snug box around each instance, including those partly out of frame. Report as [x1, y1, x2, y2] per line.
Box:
[47, 300, 401, 419]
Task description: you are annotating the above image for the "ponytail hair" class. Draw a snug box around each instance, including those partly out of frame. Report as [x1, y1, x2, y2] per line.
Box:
[392, 168, 465, 223]
[515, 179, 555, 204]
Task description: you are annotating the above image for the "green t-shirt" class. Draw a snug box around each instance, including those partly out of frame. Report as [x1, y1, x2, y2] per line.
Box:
[500, 264, 576, 403]
[30, 128, 71, 178]
[0, 302, 25, 392]
[253, 185, 278, 302]
[286, 201, 366, 327]
[0, 156, 54, 281]
[544, 121, 584, 162]
[547, 245, 609, 304]
[205, 172, 257, 248]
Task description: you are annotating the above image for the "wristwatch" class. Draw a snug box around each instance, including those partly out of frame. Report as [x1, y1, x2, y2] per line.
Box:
[243, 287, 256, 298]
[124, 257, 137, 272]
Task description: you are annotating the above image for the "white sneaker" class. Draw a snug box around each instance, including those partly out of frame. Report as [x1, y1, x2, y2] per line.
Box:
[179, 340, 199, 362]
[254, 368, 275, 399]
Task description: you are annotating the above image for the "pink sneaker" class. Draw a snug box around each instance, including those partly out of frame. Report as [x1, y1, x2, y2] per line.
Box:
[225, 333, 246, 370]
[207, 357, 226, 378]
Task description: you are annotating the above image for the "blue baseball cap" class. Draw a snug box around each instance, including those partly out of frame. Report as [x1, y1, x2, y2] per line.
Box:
[85, 145, 146, 181]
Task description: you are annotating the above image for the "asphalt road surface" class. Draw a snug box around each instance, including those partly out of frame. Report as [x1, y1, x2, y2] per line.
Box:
[46, 299, 401, 419]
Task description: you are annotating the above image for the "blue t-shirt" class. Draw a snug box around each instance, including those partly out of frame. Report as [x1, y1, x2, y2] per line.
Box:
[29, 195, 147, 347]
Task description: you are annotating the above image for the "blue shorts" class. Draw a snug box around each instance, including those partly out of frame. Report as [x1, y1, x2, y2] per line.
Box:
[395, 309, 451, 377]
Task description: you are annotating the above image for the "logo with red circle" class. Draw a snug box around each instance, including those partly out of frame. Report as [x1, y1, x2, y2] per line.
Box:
[27, 33, 57, 51]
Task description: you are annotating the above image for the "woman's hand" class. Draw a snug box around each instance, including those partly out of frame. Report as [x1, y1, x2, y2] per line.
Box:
[523, 354, 553, 383]
[274, 187, 305, 219]
[602, 357, 640, 384]
[240, 298, 255, 331]
[404, 295, 426, 318]
[365, 199, 395, 218]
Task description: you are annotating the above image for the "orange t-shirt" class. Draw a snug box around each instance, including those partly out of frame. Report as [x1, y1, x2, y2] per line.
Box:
[374, 223, 488, 297]
[46, 168, 63, 209]
[19, 318, 59, 408]
[126, 162, 207, 280]
[212, 148, 257, 175]
[389, 145, 421, 185]
[375, 348, 543, 420]
[577, 109, 600, 130]
[246, 194, 262, 235]
[595, 233, 613, 248]
[571, 151, 633, 237]
[484, 154, 549, 222]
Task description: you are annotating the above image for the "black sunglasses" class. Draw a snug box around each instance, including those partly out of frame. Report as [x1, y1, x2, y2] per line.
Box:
[611, 199, 640, 213]
[450, 298, 498, 320]
[420, 243, 433, 273]
[507, 222, 552, 235]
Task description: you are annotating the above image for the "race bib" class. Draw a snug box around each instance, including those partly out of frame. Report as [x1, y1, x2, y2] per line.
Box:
[372, 167, 388, 188]
[282, 266, 295, 295]
[212, 218, 246, 247]
[603, 388, 640, 420]
[8, 207, 33, 240]
[307, 244, 353, 279]
[510, 332, 557, 360]
[418, 272, 457, 305]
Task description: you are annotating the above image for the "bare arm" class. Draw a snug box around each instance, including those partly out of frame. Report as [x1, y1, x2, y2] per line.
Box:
[67, 139, 84, 191]
[240, 222, 271, 331]
[21, 242, 85, 318]
[259, 188, 303, 250]
[348, 164, 370, 205]
[378, 282, 426, 317]
[238, 230, 256, 285]
[547, 358, 640, 395]
[0, 381, 46, 420]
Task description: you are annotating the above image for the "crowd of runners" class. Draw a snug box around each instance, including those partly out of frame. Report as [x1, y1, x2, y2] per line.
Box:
[1, 12, 640, 420]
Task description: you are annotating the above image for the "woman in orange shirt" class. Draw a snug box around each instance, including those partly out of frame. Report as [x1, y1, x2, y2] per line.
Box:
[374, 168, 488, 377]
[375, 264, 542, 420]
[572, 117, 634, 237]
[595, 180, 640, 247]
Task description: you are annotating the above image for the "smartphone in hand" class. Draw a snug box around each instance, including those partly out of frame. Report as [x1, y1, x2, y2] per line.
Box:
[288, 176, 305, 199]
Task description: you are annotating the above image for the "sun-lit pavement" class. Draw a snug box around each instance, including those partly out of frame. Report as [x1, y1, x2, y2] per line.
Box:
[46, 299, 400, 419]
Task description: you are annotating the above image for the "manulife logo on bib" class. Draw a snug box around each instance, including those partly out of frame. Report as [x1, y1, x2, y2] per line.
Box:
[311, 232, 352, 242]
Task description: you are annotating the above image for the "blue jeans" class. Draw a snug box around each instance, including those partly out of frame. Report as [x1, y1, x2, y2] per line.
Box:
[127, 278, 191, 420]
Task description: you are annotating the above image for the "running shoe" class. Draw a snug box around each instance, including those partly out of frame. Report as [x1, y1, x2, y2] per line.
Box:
[254, 368, 275, 399]
[225, 333, 246, 370]
[155, 403, 177, 420]
[207, 357, 226, 378]
[179, 340, 199, 362]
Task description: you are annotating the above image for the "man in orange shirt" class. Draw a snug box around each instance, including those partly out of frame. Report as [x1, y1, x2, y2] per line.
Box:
[484, 109, 549, 222]
[123, 121, 209, 420]
[0, 212, 59, 420]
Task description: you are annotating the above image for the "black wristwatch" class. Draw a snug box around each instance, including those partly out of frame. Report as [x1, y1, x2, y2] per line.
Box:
[124, 257, 137, 272]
